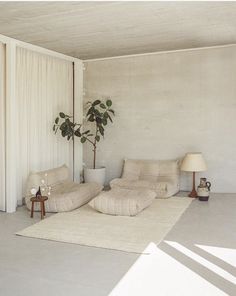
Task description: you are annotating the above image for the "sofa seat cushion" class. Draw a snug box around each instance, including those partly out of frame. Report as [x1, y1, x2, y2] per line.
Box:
[89, 188, 156, 216]
[25, 182, 103, 213]
[110, 178, 178, 198]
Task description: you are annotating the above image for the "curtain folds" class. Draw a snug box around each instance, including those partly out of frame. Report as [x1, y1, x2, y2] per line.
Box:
[0, 42, 6, 211]
[16, 47, 74, 203]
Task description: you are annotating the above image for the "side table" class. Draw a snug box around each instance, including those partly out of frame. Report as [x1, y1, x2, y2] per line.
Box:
[30, 196, 48, 219]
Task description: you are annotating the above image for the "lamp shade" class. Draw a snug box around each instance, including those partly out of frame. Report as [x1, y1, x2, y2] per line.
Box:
[181, 153, 207, 172]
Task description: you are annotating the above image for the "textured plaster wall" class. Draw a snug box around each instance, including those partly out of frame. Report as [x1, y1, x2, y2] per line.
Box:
[84, 46, 236, 192]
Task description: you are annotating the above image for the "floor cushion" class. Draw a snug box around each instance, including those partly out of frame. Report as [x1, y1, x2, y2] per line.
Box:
[89, 188, 156, 216]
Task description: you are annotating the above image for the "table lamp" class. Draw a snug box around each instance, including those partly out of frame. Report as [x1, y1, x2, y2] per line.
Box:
[181, 152, 207, 198]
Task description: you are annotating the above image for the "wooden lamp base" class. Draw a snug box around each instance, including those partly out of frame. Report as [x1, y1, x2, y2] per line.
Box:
[189, 171, 198, 198]
[188, 189, 198, 198]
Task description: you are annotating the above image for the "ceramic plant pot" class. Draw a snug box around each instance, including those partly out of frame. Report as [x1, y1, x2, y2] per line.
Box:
[84, 167, 106, 186]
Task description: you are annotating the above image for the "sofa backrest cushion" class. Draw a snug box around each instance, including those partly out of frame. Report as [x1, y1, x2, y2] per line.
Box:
[122, 159, 180, 181]
[25, 164, 70, 196]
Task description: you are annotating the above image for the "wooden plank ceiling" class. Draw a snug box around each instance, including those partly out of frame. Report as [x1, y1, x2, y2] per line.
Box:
[0, 1, 235, 59]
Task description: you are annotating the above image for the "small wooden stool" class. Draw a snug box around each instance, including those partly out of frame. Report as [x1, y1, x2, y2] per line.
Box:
[30, 196, 48, 219]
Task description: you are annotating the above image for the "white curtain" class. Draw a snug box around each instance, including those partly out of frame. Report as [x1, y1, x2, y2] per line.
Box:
[0, 42, 5, 211]
[16, 47, 74, 204]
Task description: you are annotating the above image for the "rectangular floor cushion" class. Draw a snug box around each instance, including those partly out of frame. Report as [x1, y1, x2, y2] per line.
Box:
[89, 188, 156, 216]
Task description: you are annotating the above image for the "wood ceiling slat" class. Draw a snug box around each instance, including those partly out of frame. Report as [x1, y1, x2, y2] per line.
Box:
[0, 2, 235, 59]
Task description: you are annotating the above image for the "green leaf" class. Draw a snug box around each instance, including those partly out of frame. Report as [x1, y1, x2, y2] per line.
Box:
[81, 137, 86, 143]
[96, 117, 102, 124]
[108, 109, 115, 115]
[84, 130, 90, 134]
[94, 109, 102, 117]
[95, 135, 100, 142]
[104, 112, 108, 119]
[61, 129, 67, 137]
[102, 118, 107, 125]
[107, 113, 113, 123]
[92, 100, 101, 106]
[86, 107, 94, 117]
[59, 112, 65, 118]
[67, 135, 71, 141]
[60, 122, 67, 130]
[74, 129, 81, 137]
[53, 125, 55, 131]
[100, 103, 106, 109]
[55, 117, 59, 124]
[106, 99, 112, 107]
[99, 125, 104, 136]
[88, 115, 95, 122]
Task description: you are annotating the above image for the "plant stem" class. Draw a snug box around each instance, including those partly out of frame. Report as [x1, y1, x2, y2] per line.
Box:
[93, 144, 96, 169]
[93, 125, 99, 169]
[85, 138, 94, 145]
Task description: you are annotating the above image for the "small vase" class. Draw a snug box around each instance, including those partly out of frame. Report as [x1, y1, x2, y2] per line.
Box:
[197, 178, 211, 201]
[36, 186, 42, 198]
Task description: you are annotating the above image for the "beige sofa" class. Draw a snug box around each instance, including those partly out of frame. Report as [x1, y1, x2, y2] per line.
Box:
[110, 159, 180, 198]
[25, 165, 103, 212]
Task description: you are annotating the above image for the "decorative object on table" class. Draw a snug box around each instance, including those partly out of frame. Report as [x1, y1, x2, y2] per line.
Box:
[181, 152, 207, 198]
[35, 186, 41, 198]
[53, 98, 115, 186]
[30, 187, 37, 196]
[197, 178, 211, 201]
[30, 196, 48, 219]
[40, 173, 52, 196]
[30, 173, 52, 199]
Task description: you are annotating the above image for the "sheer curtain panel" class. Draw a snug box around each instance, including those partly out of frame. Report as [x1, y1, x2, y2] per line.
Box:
[0, 42, 6, 211]
[16, 48, 74, 205]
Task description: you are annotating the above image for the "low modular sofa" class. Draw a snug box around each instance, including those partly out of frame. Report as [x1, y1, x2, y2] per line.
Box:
[25, 165, 103, 212]
[110, 159, 180, 198]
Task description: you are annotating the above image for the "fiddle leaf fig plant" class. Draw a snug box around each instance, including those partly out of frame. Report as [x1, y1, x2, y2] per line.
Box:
[53, 99, 115, 169]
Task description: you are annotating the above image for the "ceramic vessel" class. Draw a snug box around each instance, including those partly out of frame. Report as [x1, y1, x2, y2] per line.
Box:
[197, 178, 211, 201]
[84, 167, 106, 186]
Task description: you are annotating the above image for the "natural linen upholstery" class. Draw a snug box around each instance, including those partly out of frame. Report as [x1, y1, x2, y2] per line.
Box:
[25, 165, 103, 212]
[110, 159, 180, 198]
[89, 188, 156, 216]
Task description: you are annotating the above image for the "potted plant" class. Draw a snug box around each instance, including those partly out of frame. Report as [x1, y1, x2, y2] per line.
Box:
[53, 99, 115, 185]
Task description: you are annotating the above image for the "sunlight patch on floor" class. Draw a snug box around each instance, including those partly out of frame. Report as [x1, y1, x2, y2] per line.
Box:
[166, 241, 236, 285]
[195, 244, 236, 268]
[109, 242, 227, 296]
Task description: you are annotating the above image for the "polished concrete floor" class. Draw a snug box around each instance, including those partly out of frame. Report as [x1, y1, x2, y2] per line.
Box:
[0, 193, 235, 296]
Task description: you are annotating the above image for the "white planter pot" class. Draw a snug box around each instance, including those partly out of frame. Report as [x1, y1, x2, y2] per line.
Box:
[84, 167, 106, 186]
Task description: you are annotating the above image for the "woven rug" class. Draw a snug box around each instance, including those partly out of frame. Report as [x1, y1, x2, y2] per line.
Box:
[16, 197, 192, 254]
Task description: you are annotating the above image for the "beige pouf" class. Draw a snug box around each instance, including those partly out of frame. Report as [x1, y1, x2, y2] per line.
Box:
[89, 188, 156, 216]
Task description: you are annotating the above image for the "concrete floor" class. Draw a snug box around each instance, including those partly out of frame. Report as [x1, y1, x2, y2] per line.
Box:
[0, 193, 235, 296]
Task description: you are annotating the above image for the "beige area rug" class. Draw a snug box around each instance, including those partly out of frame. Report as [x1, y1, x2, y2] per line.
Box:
[16, 197, 192, 254]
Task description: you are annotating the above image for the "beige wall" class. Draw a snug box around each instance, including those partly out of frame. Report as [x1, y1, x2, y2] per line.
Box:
[84, 45, 236, 193]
